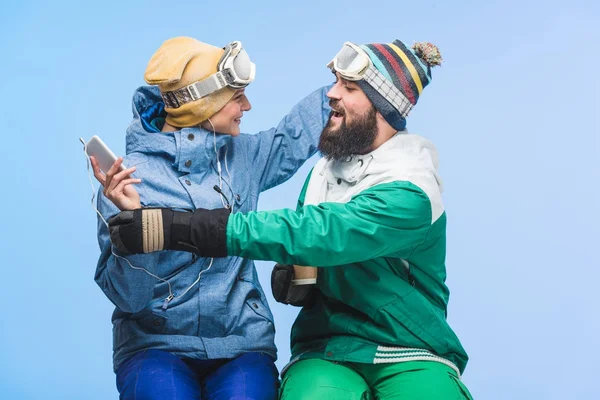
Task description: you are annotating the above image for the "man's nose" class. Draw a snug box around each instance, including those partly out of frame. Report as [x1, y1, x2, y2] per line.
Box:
[327, 82, 342, 100]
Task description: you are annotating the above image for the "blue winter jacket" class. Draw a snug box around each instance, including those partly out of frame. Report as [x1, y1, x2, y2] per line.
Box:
[95, 85, 331, 371]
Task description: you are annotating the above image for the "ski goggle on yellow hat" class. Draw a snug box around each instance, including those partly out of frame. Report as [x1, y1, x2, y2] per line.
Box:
[161, 41, 255, 109]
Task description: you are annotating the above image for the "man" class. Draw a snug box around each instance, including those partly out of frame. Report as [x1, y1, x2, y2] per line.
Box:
[107, 39, 472, 399]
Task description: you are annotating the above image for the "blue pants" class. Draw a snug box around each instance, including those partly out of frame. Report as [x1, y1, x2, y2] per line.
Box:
[116, 349, 279, 400]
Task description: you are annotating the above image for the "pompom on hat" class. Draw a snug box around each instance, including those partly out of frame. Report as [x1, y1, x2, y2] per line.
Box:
[144, 37, 237, 128]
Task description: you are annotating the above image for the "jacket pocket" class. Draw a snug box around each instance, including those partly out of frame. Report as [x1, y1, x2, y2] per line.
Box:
[136, 312, 168, 334]
[225, 270, 275, 344]
[377, 289, 458, 355]
[245, 298, 273, 323]
[237, 274, 274, 324]
[114, 311, 168, 349]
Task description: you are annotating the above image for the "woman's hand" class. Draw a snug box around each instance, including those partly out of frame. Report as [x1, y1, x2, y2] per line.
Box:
[91, 156, 142, 211]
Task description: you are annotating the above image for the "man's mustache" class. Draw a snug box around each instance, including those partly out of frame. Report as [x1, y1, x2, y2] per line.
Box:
[329, 100, 345, 115]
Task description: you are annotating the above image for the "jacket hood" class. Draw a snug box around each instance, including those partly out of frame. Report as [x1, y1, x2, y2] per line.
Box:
[125, 86, 232, 161]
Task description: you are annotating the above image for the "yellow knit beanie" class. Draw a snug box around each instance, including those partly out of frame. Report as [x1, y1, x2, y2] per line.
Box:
[144, 37, 236, 128]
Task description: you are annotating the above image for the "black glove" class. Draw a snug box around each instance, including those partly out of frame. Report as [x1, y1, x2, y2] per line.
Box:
[108, 207, 230, 256]
[271, 263, 316, 307]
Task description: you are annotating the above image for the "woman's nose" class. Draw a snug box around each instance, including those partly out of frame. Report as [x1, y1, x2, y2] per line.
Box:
[243, 97, 252, 111]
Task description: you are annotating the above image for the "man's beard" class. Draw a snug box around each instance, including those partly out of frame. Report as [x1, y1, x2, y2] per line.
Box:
[318, 102, 378, 161]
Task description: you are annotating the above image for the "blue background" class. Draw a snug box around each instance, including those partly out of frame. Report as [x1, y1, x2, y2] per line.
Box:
[0, 1, 598, 398]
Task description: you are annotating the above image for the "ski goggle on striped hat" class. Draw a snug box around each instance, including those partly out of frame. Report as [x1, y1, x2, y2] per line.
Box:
[327, 40, 442, 121]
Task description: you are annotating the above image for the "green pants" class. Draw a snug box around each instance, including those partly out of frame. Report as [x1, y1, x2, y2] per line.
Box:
[280, 359, 473, 400]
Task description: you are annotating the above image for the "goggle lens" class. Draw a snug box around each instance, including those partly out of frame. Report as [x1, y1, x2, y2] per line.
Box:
[330, 43, 370, 80]
[336, 46, 360, 70]
[231, 49, 253, 82]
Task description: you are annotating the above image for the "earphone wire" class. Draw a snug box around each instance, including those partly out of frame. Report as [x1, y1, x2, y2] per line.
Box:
[208, 119, 233, 211]
[80, 137, 215, 309]
[223, 144, 234, 213]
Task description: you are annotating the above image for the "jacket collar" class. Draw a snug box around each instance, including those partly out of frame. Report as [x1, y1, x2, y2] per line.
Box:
[321, 130, 443, 190]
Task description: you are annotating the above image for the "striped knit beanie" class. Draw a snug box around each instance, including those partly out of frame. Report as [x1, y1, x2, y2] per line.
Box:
[357, 40, 442, 131]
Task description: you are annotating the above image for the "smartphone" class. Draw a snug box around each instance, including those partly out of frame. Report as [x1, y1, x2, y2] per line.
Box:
[84, 135, 126, 173]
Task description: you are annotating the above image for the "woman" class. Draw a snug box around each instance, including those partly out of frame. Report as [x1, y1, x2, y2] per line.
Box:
[91, 36, 329, 399]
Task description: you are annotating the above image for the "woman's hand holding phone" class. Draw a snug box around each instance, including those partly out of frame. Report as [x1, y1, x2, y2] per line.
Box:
[91, 156, 142, 211]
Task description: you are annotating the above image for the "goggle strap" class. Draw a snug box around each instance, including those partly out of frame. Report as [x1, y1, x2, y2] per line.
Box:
[363, 67, 414, 118]
[190, 71, 230, 98]
[161, 70, 232, 109]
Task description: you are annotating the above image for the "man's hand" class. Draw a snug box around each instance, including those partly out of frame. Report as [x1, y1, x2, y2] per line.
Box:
[108, 209, 170, 255]
[271, 264, 316, 307]
[108, 208, 230, 257]
[91, 156, 142, 211]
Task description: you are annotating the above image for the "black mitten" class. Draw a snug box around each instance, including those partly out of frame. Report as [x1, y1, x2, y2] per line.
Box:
[271, 263, 316, 307]
[108, 207, 229, 256]
[108, 209, 172, 254]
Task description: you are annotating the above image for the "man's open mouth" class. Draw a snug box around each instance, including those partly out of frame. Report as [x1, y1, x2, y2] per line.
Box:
[332, 109, 345, 118]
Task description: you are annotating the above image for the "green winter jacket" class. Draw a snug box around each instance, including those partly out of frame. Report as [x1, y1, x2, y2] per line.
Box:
[226, 132, 468, 374]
